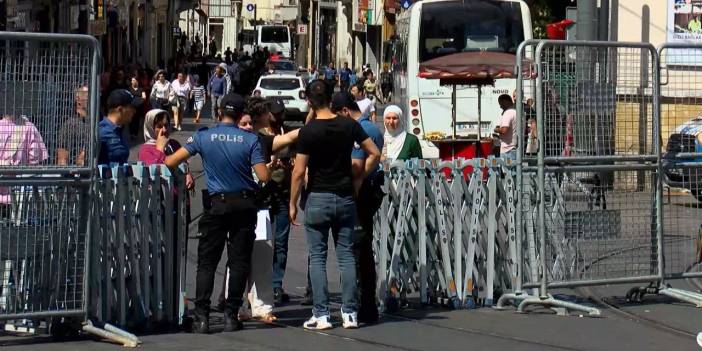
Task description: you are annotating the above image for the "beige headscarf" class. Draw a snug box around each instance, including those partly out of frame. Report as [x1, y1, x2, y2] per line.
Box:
[144, 109, 168, 145]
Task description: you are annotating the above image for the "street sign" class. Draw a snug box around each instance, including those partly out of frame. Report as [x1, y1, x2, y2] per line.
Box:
[297, 24, 308, 35]
[401, 0, 412, 10]
[246, 3, 255, 12]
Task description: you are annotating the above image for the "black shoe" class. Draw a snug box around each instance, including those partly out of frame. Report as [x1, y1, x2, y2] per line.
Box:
[301, 289, 313, 306]
[358, 307, 379, 324]
[191, 309, 210, 334]
[273, 288, 290, 304]
[223, 309, 243, 332]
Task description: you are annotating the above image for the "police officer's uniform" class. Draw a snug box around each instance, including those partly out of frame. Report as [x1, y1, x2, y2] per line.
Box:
[183, 93, 266, 333]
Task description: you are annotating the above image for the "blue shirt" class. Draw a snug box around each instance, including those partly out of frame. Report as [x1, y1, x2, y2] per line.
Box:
[352, 113, 384, 178]
[98, 118, 129, 164]
[349, 73, 358, 86]
[183, 124, 265, 194]
[324, 67, 337, 80]
[339, 68, 351, 82]
[209, 75, 226, 96]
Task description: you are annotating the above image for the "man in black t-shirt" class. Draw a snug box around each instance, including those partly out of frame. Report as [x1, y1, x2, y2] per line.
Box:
[290, 80, 380, 330]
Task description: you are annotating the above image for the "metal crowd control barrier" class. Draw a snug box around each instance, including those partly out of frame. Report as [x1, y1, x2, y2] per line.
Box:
[374, 158, 518, 310]
[0, 32, 99, 329]
[89, 164, 188, 331]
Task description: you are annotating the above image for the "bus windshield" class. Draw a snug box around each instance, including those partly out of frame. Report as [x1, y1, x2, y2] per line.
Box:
[419, 1, 524, 62]
[261, 26, 289, 43]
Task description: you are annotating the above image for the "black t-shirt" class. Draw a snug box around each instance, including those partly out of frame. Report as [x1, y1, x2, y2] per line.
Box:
[296, 116, 369, 195]
[257, 131, 275, 163]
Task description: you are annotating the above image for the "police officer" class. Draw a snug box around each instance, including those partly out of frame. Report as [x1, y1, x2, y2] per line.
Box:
[165, 93, 270, 334]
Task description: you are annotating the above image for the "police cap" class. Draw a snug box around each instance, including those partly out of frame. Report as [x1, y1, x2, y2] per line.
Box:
[220, 93, 246, 118]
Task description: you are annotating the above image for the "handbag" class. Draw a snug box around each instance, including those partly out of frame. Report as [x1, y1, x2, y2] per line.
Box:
[255, 210, 272, 241]
[168, 90, 177, 105]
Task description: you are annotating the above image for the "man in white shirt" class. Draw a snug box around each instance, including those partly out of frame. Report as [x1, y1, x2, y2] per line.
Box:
[494, 94, 517, 159]
[350, 84, 376, 122]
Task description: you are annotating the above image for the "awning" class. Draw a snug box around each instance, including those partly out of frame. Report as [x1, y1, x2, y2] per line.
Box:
[418, 51, 532, 84]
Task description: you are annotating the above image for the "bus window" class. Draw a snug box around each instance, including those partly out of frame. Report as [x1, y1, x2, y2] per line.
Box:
[261, 26, 289, 43]
[419, 1, 524, 62]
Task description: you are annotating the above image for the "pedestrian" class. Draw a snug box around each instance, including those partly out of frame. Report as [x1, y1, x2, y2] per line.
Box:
[98, 89, 142, 164]
[349, 68, 358, 87]
[494, 94, 517, 159]
[383, 105, 422, 160]
[57, 85, 90, 166]
[165, 93, 270, 334]
[208, 63, 233, 120]
[330, 91, 384, 323]
[225, 47, 233, 64]
[171, 72, 191, 131]
[363, 72, 380, 104]
[339, 62, 352, 92]
[191, 77, 206, 124]
[289, 80, 381, 330]
[128, 77, 147, 138]
[150, 70, 172, 110]
[324, 62, 337, 95]
[308, 65, 319, 83]
[380, 64, 393, 103]
[138, 108, 195, 189]
[351, 84, 377, 122]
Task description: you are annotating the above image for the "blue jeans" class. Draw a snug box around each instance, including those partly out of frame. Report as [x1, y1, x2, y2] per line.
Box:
[305, 192, 358, 316]
[272, 195, 291, 290]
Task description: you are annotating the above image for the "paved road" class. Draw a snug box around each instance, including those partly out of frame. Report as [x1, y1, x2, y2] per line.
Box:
[2, 103, 702, 350]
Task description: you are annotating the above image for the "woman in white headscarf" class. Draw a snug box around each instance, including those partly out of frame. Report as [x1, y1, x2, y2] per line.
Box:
[138, 109, 194, 189]
[383, 105, 422, 160]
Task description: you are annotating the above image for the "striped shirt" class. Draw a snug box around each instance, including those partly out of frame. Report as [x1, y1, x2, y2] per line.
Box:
[192, 85, 206, 103]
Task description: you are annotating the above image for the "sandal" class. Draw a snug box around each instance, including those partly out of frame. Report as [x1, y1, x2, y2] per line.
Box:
[256, 313, 277, 324]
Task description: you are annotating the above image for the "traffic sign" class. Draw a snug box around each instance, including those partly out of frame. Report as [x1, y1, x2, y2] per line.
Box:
[297, 24, 308, 35]
[246, 3, 255, 12]
[401, 0, 412, 10]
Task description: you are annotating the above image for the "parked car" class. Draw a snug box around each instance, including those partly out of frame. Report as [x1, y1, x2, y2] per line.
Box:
[663, 116, 702, 201]
[253, 74, 308, 120]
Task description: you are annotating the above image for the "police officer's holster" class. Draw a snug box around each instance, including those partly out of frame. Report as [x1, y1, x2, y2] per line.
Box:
[195, 190, 257, 314]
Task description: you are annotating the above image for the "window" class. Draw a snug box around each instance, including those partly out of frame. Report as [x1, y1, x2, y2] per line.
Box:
[419, 0, 524, 62]
[261, 26, 289, 43]
[260, 78, 301, 90]
[272, 61, 296, 71]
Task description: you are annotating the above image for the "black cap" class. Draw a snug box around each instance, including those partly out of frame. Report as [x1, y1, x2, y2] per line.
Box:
[219, 93, 246, 117]
[106, 89, 143, 109]
[267, 97, 286, 115]
[331, 91, 359, 113]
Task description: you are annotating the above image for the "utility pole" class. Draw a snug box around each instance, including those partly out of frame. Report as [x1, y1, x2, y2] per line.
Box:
[296, 0, 307, 68]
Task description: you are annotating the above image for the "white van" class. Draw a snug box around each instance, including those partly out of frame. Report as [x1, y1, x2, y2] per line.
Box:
[258, 25, 292, 58]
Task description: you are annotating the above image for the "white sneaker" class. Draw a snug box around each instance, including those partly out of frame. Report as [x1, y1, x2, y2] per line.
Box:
[303, 315, 333, 330]
[696, 332, 702, 347]
[342, 311, 358, 329]
[177, 125, 182, 131]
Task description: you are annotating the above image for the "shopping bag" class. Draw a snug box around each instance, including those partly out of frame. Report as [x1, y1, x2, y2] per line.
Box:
[255, 210, 272, 241]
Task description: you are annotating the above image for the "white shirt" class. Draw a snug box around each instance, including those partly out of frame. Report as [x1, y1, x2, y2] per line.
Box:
[171, 79, 191, 98]
[356, 97, 375, 116]
[498, 108, 517, 154]
[151, 80, 171, 100]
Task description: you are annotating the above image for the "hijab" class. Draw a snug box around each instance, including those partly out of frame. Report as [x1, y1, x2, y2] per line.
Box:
[383, 105, 406, 160]
[144, 109, 168, 145]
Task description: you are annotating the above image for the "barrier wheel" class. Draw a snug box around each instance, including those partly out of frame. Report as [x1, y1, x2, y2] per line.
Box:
[463, 297, 476, 310]
[448, 297, 461, 310]
[385, 297, 400, 313]
[49, 317, 79, 340]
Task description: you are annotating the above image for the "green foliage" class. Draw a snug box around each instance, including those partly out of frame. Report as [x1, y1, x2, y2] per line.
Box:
[530, 0, 556, 39]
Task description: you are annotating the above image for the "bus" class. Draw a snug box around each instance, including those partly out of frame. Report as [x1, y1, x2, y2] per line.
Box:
[393, 0, 532, 158]
[258, 25, 292, 58]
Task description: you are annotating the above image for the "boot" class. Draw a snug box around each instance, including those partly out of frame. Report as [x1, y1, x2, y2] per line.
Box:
[192, 308, 210, 334]
[223, 308, 243, 332]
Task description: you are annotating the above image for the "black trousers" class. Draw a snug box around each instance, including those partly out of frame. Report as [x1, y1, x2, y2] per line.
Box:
[195, 193, 257, 313]
[355, 178, 384, 312]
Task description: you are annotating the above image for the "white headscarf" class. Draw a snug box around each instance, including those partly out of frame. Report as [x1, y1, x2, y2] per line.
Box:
[383, 105, 406, 160]
[144, 109, 168, 145]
